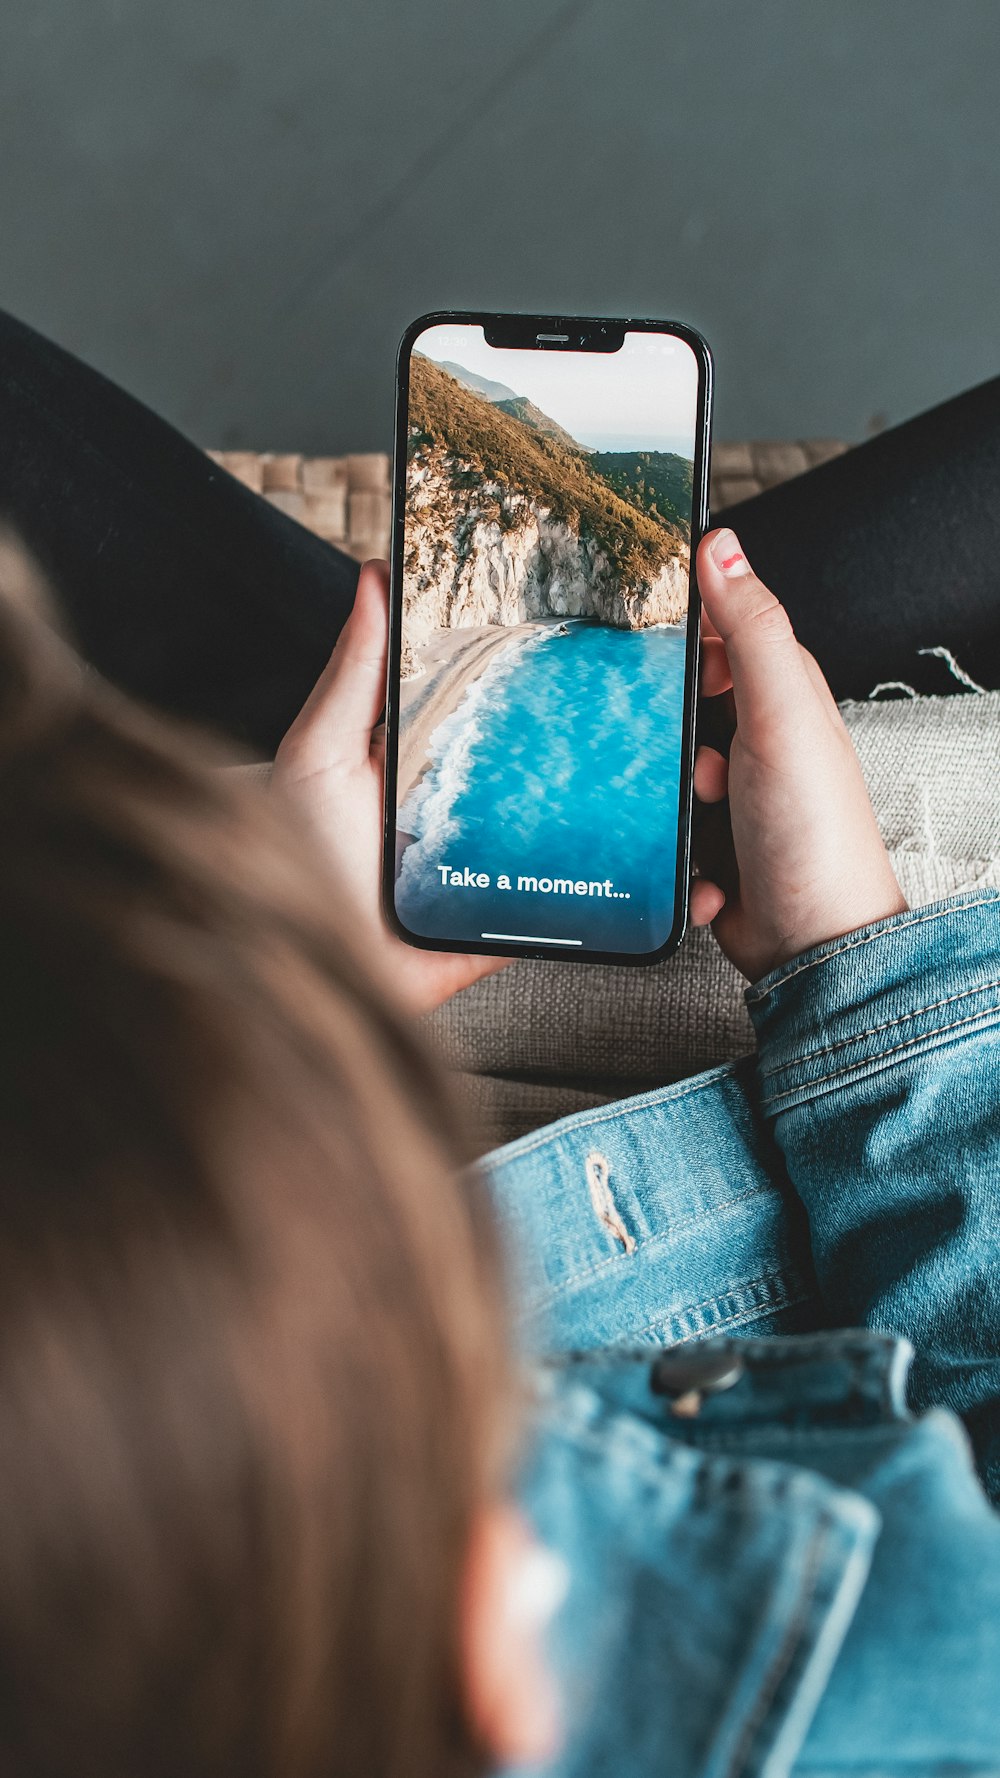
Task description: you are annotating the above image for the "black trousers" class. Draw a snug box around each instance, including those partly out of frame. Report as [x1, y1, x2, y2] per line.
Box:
[2, 308, 998, 756]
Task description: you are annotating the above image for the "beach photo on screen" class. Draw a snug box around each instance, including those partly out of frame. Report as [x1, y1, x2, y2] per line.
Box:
[395, 321, 699, 953]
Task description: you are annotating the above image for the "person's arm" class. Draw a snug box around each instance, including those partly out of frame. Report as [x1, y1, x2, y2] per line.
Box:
[274, 529, 1000, 1490]
[747, 894, 1000, 1500]
[693, 530, 1000, 1499]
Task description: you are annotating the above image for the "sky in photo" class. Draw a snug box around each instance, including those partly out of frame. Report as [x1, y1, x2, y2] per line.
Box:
[414, 323, 699, 455]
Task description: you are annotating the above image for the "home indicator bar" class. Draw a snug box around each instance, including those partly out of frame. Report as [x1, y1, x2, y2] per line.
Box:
[480, 932, 583, 946]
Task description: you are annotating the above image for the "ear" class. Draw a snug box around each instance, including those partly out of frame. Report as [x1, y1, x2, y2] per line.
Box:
[460, 1504, 566, 1769]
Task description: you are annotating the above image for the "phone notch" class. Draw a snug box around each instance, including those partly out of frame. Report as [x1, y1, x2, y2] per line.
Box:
[482, 316, 624, 353]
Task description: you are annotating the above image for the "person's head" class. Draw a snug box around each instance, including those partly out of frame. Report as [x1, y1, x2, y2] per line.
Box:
[0, 541, 557, 1778]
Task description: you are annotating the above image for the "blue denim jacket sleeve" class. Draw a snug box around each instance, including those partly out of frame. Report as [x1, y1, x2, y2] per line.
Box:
[747, 888, 1000, 1502]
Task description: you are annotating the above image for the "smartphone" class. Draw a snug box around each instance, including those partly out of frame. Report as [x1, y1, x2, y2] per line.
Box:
[383, 311, 713, 966]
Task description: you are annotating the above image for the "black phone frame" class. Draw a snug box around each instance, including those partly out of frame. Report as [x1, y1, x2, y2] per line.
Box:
[382, 309, 714, 968]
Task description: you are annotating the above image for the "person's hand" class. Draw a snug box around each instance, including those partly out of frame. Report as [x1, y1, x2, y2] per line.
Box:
[273, 559, 509, 1015]
[276, 533, 904, 1005]
[690, 526, 906, 982]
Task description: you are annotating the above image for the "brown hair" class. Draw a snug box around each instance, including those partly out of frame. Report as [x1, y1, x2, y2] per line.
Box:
[0, 544, 510, 1778]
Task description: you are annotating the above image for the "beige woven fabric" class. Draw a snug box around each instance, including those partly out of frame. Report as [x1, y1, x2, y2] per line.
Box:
[207, 440, 849, 561]
[708, 439, 848, 512]
[207, 449, 392, 561]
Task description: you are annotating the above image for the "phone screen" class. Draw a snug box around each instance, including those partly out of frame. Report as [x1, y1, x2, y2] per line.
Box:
[386, 315, 710, 963]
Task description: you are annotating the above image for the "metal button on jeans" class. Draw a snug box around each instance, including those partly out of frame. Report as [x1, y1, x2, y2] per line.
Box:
[650, 1342, 746, 1417]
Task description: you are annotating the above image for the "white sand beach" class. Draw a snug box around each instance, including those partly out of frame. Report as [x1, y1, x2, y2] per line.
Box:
[397, 619, 570, 805]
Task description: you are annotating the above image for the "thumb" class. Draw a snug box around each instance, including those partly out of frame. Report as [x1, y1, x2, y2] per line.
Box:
[276, 558, 389, 771]
[696, 529, 811, 731]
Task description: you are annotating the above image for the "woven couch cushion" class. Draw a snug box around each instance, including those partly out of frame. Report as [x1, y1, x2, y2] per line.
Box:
[425, 691, 1000, 1152]
[207, 439, 850, 563]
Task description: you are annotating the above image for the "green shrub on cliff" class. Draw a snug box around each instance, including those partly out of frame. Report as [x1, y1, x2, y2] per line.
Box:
[407, 354, 684, 584]
[590, 451, 693, 539]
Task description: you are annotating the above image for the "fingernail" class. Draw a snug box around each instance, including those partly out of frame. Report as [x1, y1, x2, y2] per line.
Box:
[710, 529, 751, 578]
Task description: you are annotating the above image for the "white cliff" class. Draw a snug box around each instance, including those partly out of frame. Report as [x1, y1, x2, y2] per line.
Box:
[402, 446, 688, 674]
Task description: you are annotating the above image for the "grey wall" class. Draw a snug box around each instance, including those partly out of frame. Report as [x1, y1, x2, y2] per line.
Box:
[2, 0, 999, 453]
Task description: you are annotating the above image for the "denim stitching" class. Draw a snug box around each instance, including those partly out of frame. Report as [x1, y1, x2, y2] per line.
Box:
[672, 1289, 813, 1341]
[552, 1330, 887, 1371]
[633, 1287, 814, 1337]
[723, 1519, 829, 1778]
[543, 1419, 715, 1491]
[761, 1000, 1000, 1109]
[788, 1767, 1000, 1777]
[759, 976, 1000, 1078]
[481, 1062, 747, 1166]
[630, 1273, 812, 1342]
[517, 1182, 782, 1310]
[687, 1420, 916, 1450]
[746, 893, 1000, 1004]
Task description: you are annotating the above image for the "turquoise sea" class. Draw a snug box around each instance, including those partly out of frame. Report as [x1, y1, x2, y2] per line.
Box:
[395, 622, 687, 954]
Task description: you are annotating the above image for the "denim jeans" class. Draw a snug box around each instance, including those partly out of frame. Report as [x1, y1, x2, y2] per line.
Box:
[481, 891, 1000, 1777]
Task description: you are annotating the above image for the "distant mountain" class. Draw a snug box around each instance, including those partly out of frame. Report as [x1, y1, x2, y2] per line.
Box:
[492, 395, 585, 453]
[407, 354, 686, 608]
[590, 451, 693, 540]
[432, 359, 585, 452]
[436, 360, 518, 402]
